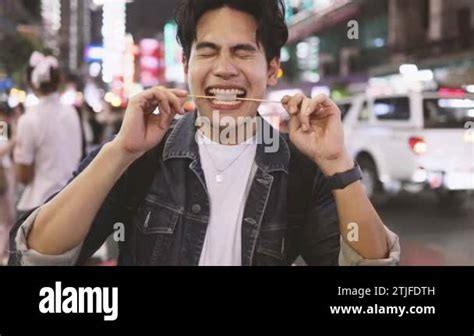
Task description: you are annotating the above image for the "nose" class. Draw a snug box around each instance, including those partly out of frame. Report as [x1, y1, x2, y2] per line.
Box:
[213, 53, 239, 80]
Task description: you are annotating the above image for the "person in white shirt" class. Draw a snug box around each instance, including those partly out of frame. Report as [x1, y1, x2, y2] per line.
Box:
[0, 105, 16, 264]
[14, 52, 82, 215]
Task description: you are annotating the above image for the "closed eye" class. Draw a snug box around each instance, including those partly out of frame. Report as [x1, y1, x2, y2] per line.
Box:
[197, 52, 217, 58]
[235, 50, 255, 59]
[232, 44, 257, 58]
[195, 42, 219, 57]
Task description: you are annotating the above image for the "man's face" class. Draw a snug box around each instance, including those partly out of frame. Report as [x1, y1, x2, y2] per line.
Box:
[184, 7, 280, 121]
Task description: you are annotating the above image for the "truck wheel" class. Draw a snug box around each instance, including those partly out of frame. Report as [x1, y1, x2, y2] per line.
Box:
[358, 157, 385, 205]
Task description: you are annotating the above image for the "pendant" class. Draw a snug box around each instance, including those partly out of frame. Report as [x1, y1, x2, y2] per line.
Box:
[216, 174, 223, 184]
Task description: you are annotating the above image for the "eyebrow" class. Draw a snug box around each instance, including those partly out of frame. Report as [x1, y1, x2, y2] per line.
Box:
[195, 41, 258, 53]
[231, 44, 257, 53]
[195, 41, 220, 51]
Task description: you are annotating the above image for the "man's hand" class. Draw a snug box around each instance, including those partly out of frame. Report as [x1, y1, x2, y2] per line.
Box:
[281, 93, 354, 176]
[27, 87, 189, 256]
[112, 86, 189, 161]
[282, 93, 391, 260]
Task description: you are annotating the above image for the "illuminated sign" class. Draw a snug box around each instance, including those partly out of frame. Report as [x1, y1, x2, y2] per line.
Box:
[297, 36, 320, 82]
[84, 45, 104, 63]
[139, 39, 165, 87]
[164, 21, 185, 83]
[285, 0, 337, 23]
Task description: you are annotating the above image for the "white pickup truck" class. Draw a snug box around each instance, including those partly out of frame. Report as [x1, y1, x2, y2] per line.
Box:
[336, 89, 474, 206]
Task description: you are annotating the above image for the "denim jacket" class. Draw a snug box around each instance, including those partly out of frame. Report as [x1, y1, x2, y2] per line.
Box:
[10, 112, 400, 266]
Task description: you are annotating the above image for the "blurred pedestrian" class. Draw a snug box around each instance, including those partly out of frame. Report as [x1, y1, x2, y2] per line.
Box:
[81, 102, 104, 153]
[13, 51, 82, 217]
[13, 102, 25, 120]
[0, 103, 16, 264]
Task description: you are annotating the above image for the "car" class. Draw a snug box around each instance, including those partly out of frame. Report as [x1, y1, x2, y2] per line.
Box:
[336, 88, 474, 206]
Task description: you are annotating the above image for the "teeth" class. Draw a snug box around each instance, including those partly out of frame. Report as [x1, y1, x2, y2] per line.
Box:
[215, 93, 238, 101]
[212, 99, 241, 106]
[208, 88, 245, 95]
[206, 87, 246, 105]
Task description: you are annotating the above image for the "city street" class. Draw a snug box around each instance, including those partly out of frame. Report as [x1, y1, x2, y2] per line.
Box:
[378, 192, 474, 266]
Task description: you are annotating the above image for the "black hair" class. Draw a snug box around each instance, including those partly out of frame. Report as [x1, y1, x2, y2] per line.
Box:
[26, 63, 61, 95]
[0, 102, 10, 116]
[175, 0, 288, 64]
[0, 102, 12, 138]
[64, 72, 85, 92]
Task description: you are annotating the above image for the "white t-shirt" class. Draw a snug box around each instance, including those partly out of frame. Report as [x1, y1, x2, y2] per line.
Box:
[0, 142, 13, 169]
[14, 93, 82, 211]
[197, 131, 257, 266]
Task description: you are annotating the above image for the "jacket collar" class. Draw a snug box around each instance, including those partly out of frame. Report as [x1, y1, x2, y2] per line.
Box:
[163, 111, 290, 174]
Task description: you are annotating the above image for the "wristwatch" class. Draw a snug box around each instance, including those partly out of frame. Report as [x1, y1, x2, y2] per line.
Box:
[327, 162, 362, 190]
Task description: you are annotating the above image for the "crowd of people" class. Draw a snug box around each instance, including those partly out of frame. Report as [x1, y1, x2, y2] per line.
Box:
[0, 52, 122, 265]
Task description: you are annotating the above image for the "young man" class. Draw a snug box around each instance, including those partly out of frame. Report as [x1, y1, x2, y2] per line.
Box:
[10, 0, 399, 266]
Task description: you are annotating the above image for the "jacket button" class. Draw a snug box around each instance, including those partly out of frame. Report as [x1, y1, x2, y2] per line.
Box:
[191, 204, 201, 214]
[244, 217, 257, 225]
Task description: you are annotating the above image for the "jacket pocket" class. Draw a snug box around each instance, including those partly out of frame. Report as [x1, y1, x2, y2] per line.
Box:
[134, 197, 180, 235]
[256, 226, 287, 263]
[130, 197, 181, 265]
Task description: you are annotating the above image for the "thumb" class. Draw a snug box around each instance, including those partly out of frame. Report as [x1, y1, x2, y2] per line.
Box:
[157, 109, 176, 130]
[288, 113, 301, 135]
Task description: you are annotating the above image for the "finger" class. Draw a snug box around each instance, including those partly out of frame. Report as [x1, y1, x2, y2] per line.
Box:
[288, 112, 301, 135]
[156, 110, 175, 130]
[169, 88, 189, 98]
[139, 87, 172, 128]
[171, 89, 190, 114]
[281, 95, 291, 105]
[134, 87, 168, 115]
[148, 104, 176, 130]
[312, 93, 333, 106]
[139, 86, 166, 104]
[146, 86, 185, 113]
[311, 105, 333, 120]
[284, 93, 305, 116]
[300, 98, 313, 132]
[157, 96, 171, 117]
[163, 90, 185, 115]
[146, 113, 162, 129]
[313, 94, 339, 115]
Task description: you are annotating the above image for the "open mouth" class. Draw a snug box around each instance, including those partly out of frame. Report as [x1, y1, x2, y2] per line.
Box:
[205, 86, 247, 106]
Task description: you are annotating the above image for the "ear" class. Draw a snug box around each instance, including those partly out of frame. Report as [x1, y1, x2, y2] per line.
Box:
[267, 57, 280, 87]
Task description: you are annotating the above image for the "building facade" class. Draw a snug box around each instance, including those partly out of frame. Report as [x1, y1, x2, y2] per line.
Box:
[280, 0, 474, 94]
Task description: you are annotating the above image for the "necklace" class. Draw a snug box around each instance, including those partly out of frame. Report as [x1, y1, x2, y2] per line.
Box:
[200, 137, 254, 184]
